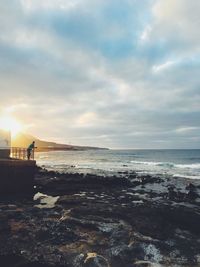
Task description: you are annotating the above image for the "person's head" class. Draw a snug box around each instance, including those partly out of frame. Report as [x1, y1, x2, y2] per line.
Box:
[33, 141, 35, 144]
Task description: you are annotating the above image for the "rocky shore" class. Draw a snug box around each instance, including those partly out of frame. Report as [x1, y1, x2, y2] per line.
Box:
[0, 167, 200, 267]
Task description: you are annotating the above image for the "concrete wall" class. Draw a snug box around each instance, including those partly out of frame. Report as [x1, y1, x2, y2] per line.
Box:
[0, 159, 36, 195]
[0, 130, 11, 158]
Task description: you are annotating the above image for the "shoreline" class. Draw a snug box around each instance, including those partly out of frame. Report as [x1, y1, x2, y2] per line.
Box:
[0, 167, 200, 266]
[35, 149, 200, 180]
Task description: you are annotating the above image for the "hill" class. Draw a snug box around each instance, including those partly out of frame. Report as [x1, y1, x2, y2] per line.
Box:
[12, 133, 108, 151]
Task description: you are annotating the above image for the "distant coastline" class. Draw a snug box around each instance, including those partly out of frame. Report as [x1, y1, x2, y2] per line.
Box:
[36, 146, 109, 152]
[12, 132, 109, 152]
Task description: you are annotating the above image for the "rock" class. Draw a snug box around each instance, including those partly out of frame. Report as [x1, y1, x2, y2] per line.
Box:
[0, 216, 10, 232]
[186, 183, 199, 200]
[73, 253, 85, 267]
[83, 253, 110, 267]
[134, 260, 154, 267]
[0, 168, 200, 267]
[108, 244, 131, 266]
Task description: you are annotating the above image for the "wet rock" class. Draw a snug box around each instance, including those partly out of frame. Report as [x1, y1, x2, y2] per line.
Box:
[133, 261, 154, 267]
[0, 216, 10, 232]
[0, 168, 200, 267]
[186, 183, 199, 200]
[83, 253, 110, 267]
[72, 253, 85, 267]
[108, 245, 132, 267]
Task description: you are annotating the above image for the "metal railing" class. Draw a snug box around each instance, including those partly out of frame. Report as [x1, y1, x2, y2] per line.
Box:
[10, 147, 35, 160]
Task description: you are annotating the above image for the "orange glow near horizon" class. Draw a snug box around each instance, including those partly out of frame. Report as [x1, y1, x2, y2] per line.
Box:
[0, 116, 22, 137]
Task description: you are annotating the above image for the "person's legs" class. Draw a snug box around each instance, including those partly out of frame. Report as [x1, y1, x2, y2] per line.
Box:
[27, 149, 31, 160]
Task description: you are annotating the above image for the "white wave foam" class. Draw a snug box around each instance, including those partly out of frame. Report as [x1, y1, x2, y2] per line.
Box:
[131, 160, 160, 165]
[173, 173, 200, 179]
[175, 163, 200, 169]
[131, 161, 200, 170]
[130, 160, 174, 168]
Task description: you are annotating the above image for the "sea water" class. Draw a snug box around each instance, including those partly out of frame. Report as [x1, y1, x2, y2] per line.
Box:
[35, 149, 200, 179]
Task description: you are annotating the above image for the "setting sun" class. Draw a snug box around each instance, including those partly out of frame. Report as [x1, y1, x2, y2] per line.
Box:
[0, 116, 22, 137]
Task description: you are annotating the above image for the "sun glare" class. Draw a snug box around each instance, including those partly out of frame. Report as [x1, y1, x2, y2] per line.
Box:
[0, 116, 22, 137]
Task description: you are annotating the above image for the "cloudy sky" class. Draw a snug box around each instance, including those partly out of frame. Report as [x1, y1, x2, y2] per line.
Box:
[0, 0, 200, 149]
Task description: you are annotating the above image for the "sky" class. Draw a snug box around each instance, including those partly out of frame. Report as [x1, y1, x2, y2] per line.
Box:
[0, 0, 200, 149]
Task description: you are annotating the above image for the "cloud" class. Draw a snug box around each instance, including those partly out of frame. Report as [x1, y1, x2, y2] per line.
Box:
[140, 25, 152, 42]
[152, 60, 176, 73]
[0, 0, 199, 148]
[76, 112, 99, 127]
[151, 0, 200, 55]
[175, 127, 200, 133]
[20, 0, 80, 11]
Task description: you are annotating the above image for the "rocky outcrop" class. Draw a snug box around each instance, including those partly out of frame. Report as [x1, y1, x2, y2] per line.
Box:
[0, 168, 200, 266]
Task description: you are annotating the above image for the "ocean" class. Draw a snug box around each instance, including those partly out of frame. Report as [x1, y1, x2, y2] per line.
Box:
[35, 149, 200, 179]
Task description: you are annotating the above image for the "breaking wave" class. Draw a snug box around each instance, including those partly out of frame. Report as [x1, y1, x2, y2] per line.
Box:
[130, 161, 200, 170]
[173, 173, 200, 179]
[175, 163, 200, 169]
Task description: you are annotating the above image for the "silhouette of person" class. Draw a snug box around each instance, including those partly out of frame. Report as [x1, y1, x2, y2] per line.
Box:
[27, 141, 37, 160]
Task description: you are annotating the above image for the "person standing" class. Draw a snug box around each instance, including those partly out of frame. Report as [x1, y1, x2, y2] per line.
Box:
[27, 141, 37, 160]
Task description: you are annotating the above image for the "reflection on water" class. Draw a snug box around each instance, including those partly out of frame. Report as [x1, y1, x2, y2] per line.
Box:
[33, 192, 59, 209]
